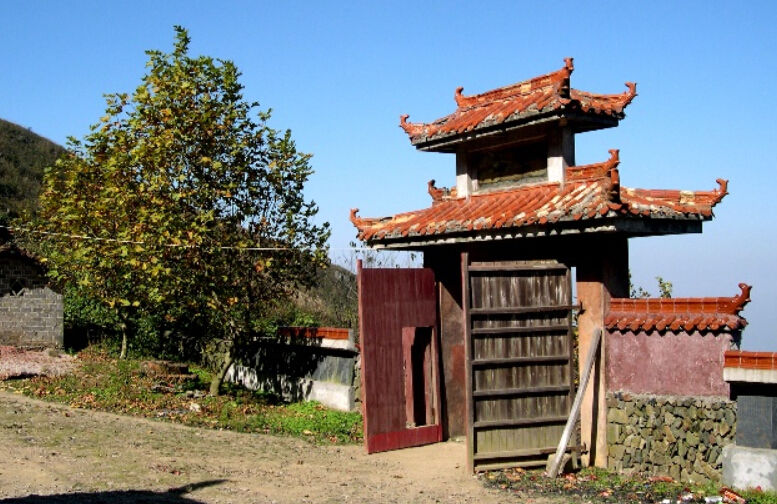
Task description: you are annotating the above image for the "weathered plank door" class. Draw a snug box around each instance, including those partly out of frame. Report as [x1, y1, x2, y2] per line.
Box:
[358, 262, 442, 453]
[463, 255, 576, 471]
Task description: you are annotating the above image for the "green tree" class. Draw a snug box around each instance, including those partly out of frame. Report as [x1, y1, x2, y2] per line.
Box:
[629, 273, 673, 299]
[33, 27, 329, 393]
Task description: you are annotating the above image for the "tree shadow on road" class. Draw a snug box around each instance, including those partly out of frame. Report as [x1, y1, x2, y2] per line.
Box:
[0, 479, 227, 504]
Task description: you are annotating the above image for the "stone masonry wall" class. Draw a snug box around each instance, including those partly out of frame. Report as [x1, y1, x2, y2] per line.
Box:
[607, 392, 736, 483]
[0, 256, 63, 347]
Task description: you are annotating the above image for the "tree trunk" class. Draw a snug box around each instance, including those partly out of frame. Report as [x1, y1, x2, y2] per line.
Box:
[209, 345, 234, 396]
[119, 329, 128, 359]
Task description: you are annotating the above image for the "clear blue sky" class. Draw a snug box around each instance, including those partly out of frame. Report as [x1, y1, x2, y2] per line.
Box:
[3, 1, 776, 349]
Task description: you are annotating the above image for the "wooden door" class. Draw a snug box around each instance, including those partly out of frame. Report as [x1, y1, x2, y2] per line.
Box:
[462, 255, 576, 471]
[358, 262, 442, 453]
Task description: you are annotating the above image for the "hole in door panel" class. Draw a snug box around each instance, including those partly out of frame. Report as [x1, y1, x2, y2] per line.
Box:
[403, 326, 435, 427]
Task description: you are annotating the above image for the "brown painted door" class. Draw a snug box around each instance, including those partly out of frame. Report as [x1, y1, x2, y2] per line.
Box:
[462, 256, 576, 471]
[358, 262, 442, 453]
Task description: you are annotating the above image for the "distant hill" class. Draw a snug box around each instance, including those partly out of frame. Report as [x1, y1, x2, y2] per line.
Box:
[294, 262, 357, 329]
[0, 119, 65, 221]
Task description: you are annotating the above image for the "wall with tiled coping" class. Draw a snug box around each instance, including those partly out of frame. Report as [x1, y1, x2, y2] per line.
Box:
[603, 287, 748, 482]
[227, 327, 358, 411]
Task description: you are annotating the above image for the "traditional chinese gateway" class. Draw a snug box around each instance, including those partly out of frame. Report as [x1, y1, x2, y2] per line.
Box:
[351, 59, 749, 476]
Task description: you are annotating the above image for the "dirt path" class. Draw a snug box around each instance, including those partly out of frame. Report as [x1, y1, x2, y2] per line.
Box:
[0, 391, 551, 504]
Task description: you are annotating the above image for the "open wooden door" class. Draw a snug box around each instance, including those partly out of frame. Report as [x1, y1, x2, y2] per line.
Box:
[358, 261, 443, 453]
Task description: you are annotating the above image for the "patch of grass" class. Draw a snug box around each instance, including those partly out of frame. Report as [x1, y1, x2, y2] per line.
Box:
[0, 346, 362, 444]
[742, 489, 777, 504]
[482, 466, 771, 504]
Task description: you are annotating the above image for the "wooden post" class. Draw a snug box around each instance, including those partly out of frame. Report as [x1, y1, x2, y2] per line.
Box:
[576, 236, 628, 468]
[548, 328, 601, 477]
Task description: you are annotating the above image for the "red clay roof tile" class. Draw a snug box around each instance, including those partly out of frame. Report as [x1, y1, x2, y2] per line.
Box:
[400, 58, 637, 148]
[605, 284, 751, 333]
[350, 150, 728, 244]
[278, 327, 351, 341]
[725, 350, 777, 370]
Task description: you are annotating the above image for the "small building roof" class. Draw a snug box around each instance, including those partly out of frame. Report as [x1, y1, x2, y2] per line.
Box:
[0, 239, 45, 264]
[606, 284, 751, 333]
[350, 150, 728, 248]
[400, 58, 637, 152]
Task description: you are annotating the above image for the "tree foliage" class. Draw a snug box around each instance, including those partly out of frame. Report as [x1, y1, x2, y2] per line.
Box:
[33, 27, 330, 387]
[629, 274, 673, 299]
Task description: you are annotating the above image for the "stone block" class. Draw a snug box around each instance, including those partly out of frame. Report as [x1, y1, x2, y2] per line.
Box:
[609, 444, 626, 460]
[607, 423, 621, 441]
[678, 440, 687, 457]
[608, 408, 629, 425]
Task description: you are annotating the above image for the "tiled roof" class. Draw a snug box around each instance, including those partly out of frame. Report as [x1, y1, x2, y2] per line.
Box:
[400, 58, 637, 148]
[0, 241, 44, 264]
[350, 150, 728, 244]
[606, 284, 751, 333]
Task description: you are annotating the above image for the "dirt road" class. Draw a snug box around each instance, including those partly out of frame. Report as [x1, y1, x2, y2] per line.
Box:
[0, 391, 544, 504]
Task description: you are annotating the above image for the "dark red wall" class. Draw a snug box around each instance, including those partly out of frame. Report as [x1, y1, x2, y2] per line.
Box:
[606, 330, 733, 397]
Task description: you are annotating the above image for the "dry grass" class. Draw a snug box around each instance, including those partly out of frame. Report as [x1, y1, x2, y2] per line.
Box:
[0, 346, 76, 380]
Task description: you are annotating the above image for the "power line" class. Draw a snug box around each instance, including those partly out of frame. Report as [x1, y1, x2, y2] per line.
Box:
[2, 224, 373, 252]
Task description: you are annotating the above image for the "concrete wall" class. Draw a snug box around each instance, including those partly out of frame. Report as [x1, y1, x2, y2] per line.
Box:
[227, 328, 358, 411]
[0, 255, 63, 347]
[607, 330, 733, 397]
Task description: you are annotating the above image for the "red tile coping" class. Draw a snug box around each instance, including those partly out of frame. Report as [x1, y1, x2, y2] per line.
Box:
[605, 284, 751, 333]
[399, 58, 637, 147]
[724, 350, 777, 370]
[350, 150, 728, 243]
[277, 327, 351, 341]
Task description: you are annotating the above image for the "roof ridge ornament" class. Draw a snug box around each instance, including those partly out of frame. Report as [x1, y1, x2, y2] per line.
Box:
[428, 180, 444, 202]
[604, 148, 620, 170]
[606, 149, 621, 204]
[729, 283, 752, 314]
[622, 82, 638, 108]
[350, 208, 379, 228]
[427, 180, 457, 203]
[713, 178, 729, 205]
[454, 87, 467, 107]
[399, 114, 424, 136]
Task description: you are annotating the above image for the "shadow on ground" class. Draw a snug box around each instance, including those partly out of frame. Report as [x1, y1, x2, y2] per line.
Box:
[0, 480, 226, 504]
